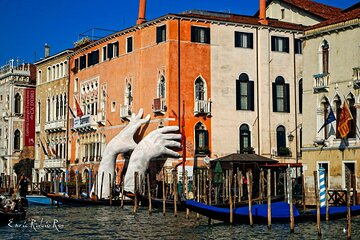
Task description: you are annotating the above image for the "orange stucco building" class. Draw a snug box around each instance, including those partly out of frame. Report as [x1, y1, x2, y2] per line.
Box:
[67, 15, 212, 181]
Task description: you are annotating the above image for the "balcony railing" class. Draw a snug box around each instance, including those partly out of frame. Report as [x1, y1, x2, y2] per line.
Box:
[45, 119, 66, 132]
[43, 158, 66, 169]
[120, 105, 131, 119]
[194, 99, 212, 115]
[152, 98, 166, 113]
[72, 114, 97, 132]
[0, 60, 31, 79]
[34, 160, 40, 169]
[353, 67, 360, 89]
[313, 73, 330, 93]
[96, 112, 105, 125]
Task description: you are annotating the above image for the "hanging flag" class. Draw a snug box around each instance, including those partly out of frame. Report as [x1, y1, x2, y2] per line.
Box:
[317, 107, 336, 133]
[74, 96, 84, 118]
[338, 99, 353, 138]
[68, 106, 76, 118]
[40, 139, 49, 156]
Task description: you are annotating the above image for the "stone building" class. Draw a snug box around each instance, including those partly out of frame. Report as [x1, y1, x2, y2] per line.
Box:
[33, 45, 73, 183]
[0, 59, 36, 185]
[302, 3, 360, 204]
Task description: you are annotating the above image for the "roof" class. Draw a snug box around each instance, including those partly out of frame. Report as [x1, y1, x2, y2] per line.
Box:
[306, 4, 360, 31]
[211, 153, 278, 163]
[255, 0, 342, 20]
[177, 10, 305, 31]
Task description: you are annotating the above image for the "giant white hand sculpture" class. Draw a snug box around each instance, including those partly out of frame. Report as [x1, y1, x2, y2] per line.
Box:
[123, 126, 181, 193]
[92, 109, 150, 199]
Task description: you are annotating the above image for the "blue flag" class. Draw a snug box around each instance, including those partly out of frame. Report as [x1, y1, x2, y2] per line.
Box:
[318, 107, 336, 133]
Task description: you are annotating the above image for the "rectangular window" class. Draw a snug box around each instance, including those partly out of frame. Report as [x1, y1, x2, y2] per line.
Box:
[271, 36, 289, 53]
[295, 39, 302, 54]
[191, 26, 210, 44]
[276, 85, 285, 112]
[156, 25, 166, 43]
[79, 55, 86, 70]
[74, 58, 79, 71]
[107, 43, 114, 59]
[102, 46, 107, 61]
[111, 101, 116, 112]
[88, 50, 99, 67]
[113, 42, 119, 57]
[127, 37, 133, 53]
[235, 32, 253, 49]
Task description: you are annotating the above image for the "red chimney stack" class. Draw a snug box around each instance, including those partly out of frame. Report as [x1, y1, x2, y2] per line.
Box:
[259, 0, 268, 25]
[136, 0, 147, 25]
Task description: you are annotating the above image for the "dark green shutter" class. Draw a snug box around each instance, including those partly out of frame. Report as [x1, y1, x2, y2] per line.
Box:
[191, 26, 196, 42]
[249, 81, 254, 111]
[249, 33, 253, 49]
[271, 36, 275, 51]
[205, 131, 209, 147]
[285, 83, 290, 112]
[156, 27, 161, 43]
[107, 43, 113, 59]
[235, 32, 239, 47]
[236, 80, 240, 110]
[205, 28, 210, 44]
[272, 82, 277, 112]
[284, 37, 289, 53]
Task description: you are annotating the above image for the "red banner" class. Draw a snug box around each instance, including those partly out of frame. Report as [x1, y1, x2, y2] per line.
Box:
[24, 88, 36, 146]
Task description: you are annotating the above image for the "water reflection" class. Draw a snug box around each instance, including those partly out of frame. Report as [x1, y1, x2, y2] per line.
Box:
[1, 205, 359, 239]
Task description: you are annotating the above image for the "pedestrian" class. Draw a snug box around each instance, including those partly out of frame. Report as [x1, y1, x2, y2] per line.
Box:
[17, 175, 29, 198]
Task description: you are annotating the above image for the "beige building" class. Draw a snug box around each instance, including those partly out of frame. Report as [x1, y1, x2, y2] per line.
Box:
[0, 59, 36, 185]
[33, 45, 73, 183]
[302, 5, 360, 204]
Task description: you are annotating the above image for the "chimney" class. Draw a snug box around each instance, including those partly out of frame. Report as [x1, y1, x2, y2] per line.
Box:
[259, 0, 268, 25]
[136, 0, 146, 25]
[44, 43, 50, 58]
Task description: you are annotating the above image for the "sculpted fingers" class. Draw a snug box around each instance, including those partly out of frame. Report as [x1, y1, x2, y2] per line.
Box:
[158, 126, 179, 134]
[163, 140, 181, 148]
[162, 134, 181, 140]
[162, 148, 181, 158]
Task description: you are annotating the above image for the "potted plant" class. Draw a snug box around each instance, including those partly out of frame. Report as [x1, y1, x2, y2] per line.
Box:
[196, 146, 210, 154]
[242, 146, 254, 154]
[278, 147, 291, 157]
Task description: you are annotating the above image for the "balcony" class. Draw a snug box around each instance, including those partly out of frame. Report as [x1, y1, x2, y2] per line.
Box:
[72, 114, 97, 132]
[43, 158, 66, 169]
[152, 98, 166, 113]
[45, 119, 66, 132]
[35, 124, 40, 132]
[353, 67, 360, 89]
[96, 112, 105, 125]
[313, 73, 330, 93]
[194, 99, 212, 116]
[120, 105, 131, 119]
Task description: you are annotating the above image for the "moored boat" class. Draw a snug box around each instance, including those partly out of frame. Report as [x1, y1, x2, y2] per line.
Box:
[185, 200, 360, 223]
[0, 210, 26, 225]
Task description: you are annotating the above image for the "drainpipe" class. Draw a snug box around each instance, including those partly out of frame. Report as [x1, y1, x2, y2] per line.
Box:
[293, 33, 299, 164]
[256, 28, 261, 155]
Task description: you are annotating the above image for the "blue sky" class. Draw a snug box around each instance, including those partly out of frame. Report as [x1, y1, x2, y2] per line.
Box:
[0, 0, 358, 65]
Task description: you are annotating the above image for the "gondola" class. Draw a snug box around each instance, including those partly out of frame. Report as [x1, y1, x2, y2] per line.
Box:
[45, 193, 135, 206]
[0, 210, 26, 225]
[185, 200, 360, 224]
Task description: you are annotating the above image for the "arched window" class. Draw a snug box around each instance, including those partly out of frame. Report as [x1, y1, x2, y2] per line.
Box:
[125, 83, 132, 106]
[195, 77, 206, 101]
[47, 98, 51, 122]
[195, 122, 209, 154]
[56, 96, 59, 119]
[239, 124, 251, 153]
[322, 40, 329, 74]
[272, 76, 290, 112]
[236, 73, 254, 111]
[83, 169, 89, 183]
[276, 126, 287, 156]
[14, 93, 21, 114]
[299, 79, 303, 114]
[14, 129, 21, 150]
[47, 67, 51, 81]
[158, 76, 166, 99]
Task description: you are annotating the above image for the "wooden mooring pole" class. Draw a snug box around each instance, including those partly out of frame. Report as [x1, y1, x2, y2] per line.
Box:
[173, 170, 178, 217]
[185, 170, 190, 219]
[247, 170, 253, 227]
[288, 167, 294, 233]
[120, 178, 124, 208]
[302, 173, 306, 211]
[267, 168, 272, 230]
[147, 173, 152, 215]
[100, 171, 104, 200]
[75, 171, 79, 199]
[109, 173, 112, 206]
[347, 173, 351, 239]
[314, 171, 321, 237]
[162, 168, 166, 216]
[229, 170, 233, 224]
[134, 172, 138, 213]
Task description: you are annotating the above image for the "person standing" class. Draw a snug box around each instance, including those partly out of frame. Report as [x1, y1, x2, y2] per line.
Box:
[18, 175, 29, 198]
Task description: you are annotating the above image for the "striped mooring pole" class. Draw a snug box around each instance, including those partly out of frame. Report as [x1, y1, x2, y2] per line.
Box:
[319, 167, 326, 207]
[88, 169, 92, 196]
[65, 169, 69, 195]
[60, 174, 64, 193]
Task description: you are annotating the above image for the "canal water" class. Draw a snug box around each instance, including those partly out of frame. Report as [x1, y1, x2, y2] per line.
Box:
[1, 204, 360, 239]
